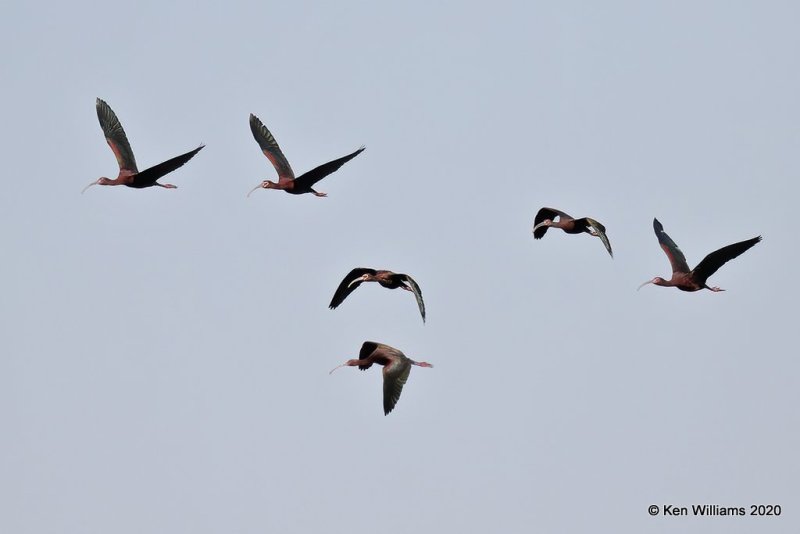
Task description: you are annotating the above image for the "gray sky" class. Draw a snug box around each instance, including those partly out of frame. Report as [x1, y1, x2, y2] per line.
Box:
[1, 1, 798, 532]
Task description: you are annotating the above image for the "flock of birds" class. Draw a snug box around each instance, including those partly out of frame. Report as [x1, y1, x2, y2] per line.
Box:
[85, 98, 763, 415]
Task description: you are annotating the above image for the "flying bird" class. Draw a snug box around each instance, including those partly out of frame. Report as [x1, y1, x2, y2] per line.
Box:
[83, 98, 203, 193]
[329, 268, 426, 323]
[330, 341, 433, 415]
[532, 207, 613, 257]
[638, 218, 761, 292]
[246, 114, 364, 198]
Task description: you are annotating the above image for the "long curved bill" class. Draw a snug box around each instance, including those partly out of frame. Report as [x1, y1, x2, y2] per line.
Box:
[347, 276, 367, 288]
[246, 183, 263, 198]
[329, 363, 347, 375]
[637, 280, 653, 291]
[81, 180, 99, 194]
[531, 222, 547, 234]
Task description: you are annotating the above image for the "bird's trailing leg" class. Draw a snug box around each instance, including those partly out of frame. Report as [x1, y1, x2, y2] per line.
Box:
[708, 286, 725, 292]
[312, 189, 327, 197]
[156, 183, 178, 189]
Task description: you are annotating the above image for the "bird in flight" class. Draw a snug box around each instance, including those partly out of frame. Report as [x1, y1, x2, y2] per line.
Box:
[246, 113, 364, 198]
[83, 98, 203, 193]
[638, 218, 761, 292]
[532, 207, 613, 257]
[329, 268, 426, 323]
[330, 341, 433, 415]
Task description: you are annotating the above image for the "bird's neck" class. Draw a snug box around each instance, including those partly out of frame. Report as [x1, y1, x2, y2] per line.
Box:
[103, 175, 132, 186]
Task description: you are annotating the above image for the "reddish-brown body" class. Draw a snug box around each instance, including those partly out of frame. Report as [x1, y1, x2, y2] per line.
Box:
[649, 272, 705, 292]
[247, 114, 364, 198]
[550, 218, 580, 233]
[268, 181, 295, 192]
[640, 218, 761, 293]
[84, 99, 203, 193]
[532, 207, 613, 257]
[329, 268, 426, 322]
[330, 341, 433, 415]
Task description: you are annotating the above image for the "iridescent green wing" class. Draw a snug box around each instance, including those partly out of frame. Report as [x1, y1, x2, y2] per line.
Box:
[397, 274, 426, 323]
[96, 98, 138, 173]
[584, 217, 613, 258]
[653, 218, 690, 274]
[249, 114, 295, 184]
[383, 358, 411, 415]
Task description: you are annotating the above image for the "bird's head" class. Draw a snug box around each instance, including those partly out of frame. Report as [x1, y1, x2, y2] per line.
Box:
[347, 274, 371, 288]
[81, 177, 110, 194]
[247, 180, 277, 197]
[637, 277, 665, 290]
[532, 219, 553, 234]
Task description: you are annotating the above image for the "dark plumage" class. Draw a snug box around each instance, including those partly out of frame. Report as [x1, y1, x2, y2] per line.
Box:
[83, 98, 203, 193]
[247, 113, 364, 197]
[329, 268, 426, 323]
[639, 218, 761, 292]
[532, 207, 613, 257]
[330, 341, 433, 415]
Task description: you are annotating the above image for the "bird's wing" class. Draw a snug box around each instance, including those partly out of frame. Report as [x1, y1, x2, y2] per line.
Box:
[249, 114, 295, 183]
[359, 341, 397, 371]
[397, 274, 426, 322]
[383, 358, 411, 415]
[584, 217, 613, 258]
[96, 98, 138, 173]
[329, 268, 377, 309]
[691, 236, 762, 285]
[359, 341, 381, 359]
[357, 341, 379, 370]
[132, 145, 204, 187]
[533, 207, 572, 239]
[293, 146, 365, 189]
[653, 218, 690, 274]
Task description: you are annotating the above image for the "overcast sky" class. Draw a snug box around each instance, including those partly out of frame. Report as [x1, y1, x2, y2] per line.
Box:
[1, 2, 798, 533]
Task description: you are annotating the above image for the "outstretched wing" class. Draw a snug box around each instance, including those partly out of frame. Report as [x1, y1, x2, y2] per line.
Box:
[329, 268, 377, 309]
[691, 236, 762, 285]
[293, 146, 365, 190]
[653, 218, 690, 274]
[397, 274, 426, 323]
[132, 145, 204, 187]
[249, 114, 295, 183]
[533, 207, 573, 239]
[382, 358, 411, 415]
[584, 217, 613, 258]
[96, 98, 138, 173]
